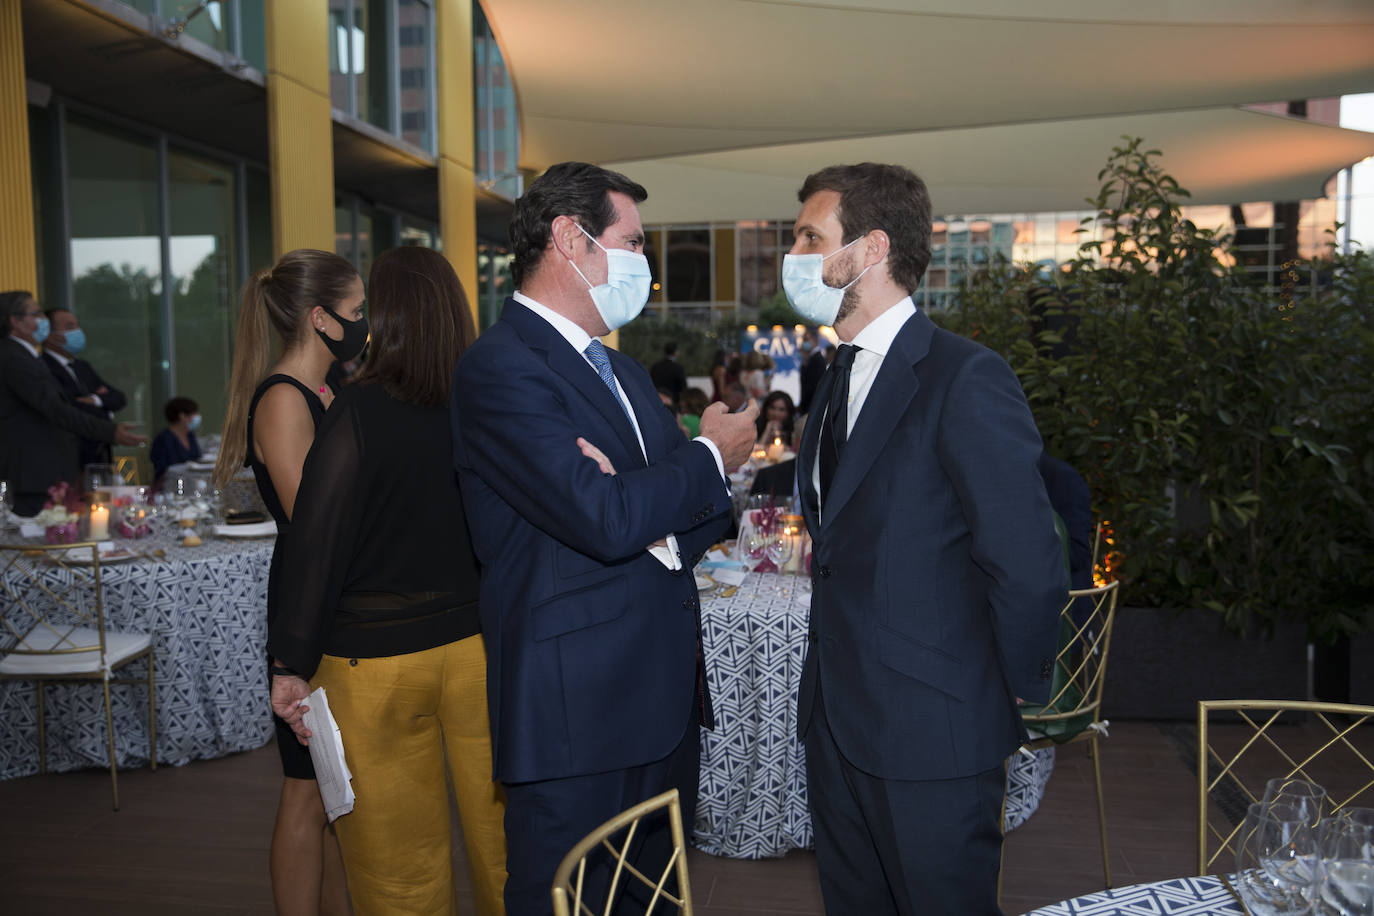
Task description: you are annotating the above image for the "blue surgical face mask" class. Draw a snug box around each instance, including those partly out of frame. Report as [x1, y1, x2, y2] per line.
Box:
[33, 316, 50, 345]
[62, 327, 86, 355]
[781, 236, 872, 326]
[188, 413, 202, 432]
[569, 224, 652, 331]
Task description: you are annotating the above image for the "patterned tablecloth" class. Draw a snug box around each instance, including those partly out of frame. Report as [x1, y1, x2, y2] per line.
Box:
[0, 531, 275, 779]
[694, 572, 1055, 859]
[1024, 876, 1242, 915]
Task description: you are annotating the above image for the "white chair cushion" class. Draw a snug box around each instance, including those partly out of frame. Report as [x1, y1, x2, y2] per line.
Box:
[0, 626, 152, 676]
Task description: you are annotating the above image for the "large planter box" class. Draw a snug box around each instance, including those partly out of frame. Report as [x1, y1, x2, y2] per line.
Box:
[1104, 606, 1308, 720]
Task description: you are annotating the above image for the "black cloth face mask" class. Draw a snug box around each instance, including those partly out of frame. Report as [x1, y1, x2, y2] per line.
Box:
[316, 304, 369, 361]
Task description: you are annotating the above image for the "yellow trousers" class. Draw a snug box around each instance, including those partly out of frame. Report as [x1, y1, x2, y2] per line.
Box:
[314, 636, 507, 916]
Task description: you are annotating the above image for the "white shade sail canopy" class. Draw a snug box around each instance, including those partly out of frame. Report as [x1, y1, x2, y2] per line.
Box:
[483, 0, 1374, 217]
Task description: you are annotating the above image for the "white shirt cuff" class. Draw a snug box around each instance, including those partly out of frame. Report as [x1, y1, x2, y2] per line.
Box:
[648, 534, 683, 571]
[693, 436, 726, 485]
[89, 394, 103, 409]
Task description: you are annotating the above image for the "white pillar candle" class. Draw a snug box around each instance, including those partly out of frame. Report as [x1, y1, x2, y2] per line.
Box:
[90, 505, 110, 540]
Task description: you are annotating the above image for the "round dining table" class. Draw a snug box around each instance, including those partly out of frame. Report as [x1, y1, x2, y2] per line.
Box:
[1023, 875, 1243, 915]
[0, 525, 276, 780]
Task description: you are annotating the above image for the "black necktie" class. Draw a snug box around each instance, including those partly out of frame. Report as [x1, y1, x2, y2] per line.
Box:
[819, 344, 860, 505]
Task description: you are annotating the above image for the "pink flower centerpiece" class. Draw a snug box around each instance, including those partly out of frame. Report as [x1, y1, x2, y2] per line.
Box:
[35, 482, 81, 544]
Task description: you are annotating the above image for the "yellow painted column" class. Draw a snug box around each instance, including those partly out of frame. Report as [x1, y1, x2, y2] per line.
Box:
[264, 1, 335, 255]
[0, 0, 36, 291]
[435, 0, 478, 334]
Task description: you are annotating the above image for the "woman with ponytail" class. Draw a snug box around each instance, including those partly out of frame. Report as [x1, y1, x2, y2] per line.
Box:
[215, 248, 365, 916]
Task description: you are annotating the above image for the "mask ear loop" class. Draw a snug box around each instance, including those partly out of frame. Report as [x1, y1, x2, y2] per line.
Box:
[568, 223, 605, 291]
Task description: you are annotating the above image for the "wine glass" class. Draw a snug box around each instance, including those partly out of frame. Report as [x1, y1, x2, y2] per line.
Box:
[1235, 802, 1319, 916]
[1317, 815, 1374, 916]
[0, 479, 12, 530]
[765, 531, 794, 595]
[1264, 778, 1329, 827]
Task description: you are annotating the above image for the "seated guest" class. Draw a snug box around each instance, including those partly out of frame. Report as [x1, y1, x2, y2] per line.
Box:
[741, 349, 773, 400]
[150, 396, 203, 486]
[268, 246, 507, 916]
[756, 390, 797, 448]
[750, 457, 798, 507]
[42, 307, 127, 468]
[679, 387, 708, 438]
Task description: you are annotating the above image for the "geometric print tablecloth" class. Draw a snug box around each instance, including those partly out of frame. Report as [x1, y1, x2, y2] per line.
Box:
[1023, 876, 1243, 915]
[0, 536, 275, 780]
[695, 572, 1055, 859]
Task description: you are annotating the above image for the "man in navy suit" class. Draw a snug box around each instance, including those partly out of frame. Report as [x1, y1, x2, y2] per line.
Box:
[451, 162, 758, 915]
[785, 164, 1066, 915]
[42, 307, 128, 468]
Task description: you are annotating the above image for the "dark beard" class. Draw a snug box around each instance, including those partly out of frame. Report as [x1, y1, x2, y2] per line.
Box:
[825, 251, 864, 325]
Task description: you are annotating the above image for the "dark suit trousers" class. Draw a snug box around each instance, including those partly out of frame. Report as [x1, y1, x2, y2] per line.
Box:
[13, 490, 46, 518]
[805, 685, 1006, 916]
[502, 703, 700, 916]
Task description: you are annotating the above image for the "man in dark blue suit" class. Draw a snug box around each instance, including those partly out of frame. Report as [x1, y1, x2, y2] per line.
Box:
[784, 164, 1066, 915]
[451, 162, 758, 915]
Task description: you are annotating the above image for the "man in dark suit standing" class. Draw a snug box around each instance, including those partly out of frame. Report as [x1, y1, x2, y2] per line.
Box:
[451, 162, 758, 915]
[0, 291, 144, 516]
[42, 307, 128, 468]
[783, 164, 1066, 915]
[648, 341, 687, 407]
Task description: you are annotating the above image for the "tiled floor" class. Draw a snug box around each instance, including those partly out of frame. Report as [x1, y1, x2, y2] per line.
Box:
[0, 719, 1366, 914]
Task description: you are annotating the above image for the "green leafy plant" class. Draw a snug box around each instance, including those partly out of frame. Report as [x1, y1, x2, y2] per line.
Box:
[935, 137, 1374, 640]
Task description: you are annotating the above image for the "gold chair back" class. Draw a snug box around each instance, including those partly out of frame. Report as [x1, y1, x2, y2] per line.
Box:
[1022, 580, 1120, 735]
[1197, 699, 1374, 875]
[551, 788, 693, 916]
[0, 542, 109, 666]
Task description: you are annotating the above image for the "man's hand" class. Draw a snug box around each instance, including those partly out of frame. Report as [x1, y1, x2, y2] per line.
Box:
[270, 673, 313, 745]
[77, 395, 98, 406]
[94, 385, 109, 396]
[699, 401, 760, 469]
[577, 437, 617, 476]
[113, 423, 146, 447]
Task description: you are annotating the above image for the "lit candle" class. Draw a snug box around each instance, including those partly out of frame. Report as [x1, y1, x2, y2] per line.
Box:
[90, 504, 110, 540]
[766, 437, 785, 461]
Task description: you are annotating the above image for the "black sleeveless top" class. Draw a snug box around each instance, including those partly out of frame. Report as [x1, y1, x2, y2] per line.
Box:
[245, 374, 327, 528]
[246, 375, 327, 625]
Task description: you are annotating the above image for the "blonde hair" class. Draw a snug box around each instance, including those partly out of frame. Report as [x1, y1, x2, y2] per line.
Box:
[213, 249, 358, 488]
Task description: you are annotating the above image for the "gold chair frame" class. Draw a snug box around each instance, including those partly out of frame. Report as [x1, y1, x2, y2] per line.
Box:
[1196, 699, 1374, 875]
[551, 788, 693, 916]
[0, 542, 156, 810]
[1017, 580, 1121, 888]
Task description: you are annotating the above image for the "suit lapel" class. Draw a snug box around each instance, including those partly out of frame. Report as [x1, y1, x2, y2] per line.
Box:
[502, 301, 645, 463]
[798, 367, 834, 534]
[821, 312, 934, 525]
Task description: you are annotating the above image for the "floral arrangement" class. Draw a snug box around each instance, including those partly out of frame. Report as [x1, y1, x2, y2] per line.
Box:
[34, 482, 80, 527]
[35, 482, 82, 544]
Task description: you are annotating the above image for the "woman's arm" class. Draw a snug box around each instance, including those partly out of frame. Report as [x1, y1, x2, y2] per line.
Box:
[252, 384, 318, 520]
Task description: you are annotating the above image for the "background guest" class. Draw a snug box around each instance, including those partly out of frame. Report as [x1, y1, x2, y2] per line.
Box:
[269, 246, 506, 916]
[709, 349, 728, 402]
[755, 390, 797, 449]
[649, 340, 687, 406]
[150, 396, 203, 487]
[740, 349, 773, 400]
[0, 291, 143, 516]
[721, 382, 749, 413]
[213, 249, 362, 916]
[797, 328, 827, 416]
[41, 307, 127, 469]
[680, 386, 709, 438]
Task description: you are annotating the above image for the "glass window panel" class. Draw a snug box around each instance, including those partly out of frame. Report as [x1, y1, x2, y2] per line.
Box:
[181, 0, 229, 52]
[29, 104, 63, 312]
[168, 148, 237, 433]
[356, 0, 392, 133]
[643, 229, 662, 303]
[969, 219, 991, 244]
[1240, 202, 1275, 228]
[66, 116, 166, 434]
[246, 167, 273, 276]
[397, 0, 432, 150]
[398, 218, 435, 248]
[665, 227, 711, 303]
[336, 200, 356, 264]
[474, 2, 520, 198]
[239, 0, 267, 71]
[328, 0, 351, 113]
[735, 220, 778, 309]
[476, 242, 512, 330]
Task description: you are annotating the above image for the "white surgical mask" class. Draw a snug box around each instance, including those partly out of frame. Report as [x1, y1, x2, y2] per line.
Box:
[569, 224, 652, 331]
[782, 236, 872, 326]
[188, 413, 202, 432]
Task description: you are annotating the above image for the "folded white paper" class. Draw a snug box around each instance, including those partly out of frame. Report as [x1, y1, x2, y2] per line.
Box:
[212, 520, 278, 538]
[301, 686, 355, 822]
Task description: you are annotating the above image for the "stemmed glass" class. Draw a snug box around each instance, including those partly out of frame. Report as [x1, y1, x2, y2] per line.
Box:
[1235, 801, 1320, 915]
[765, 532, 794, 597]
[1317, 813, 1374, 915]
[1265, 778, 1329, 828]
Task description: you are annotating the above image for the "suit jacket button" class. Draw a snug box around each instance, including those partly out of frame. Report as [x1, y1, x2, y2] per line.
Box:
[820, 565, 833, 578]
[1039, 659, 1053, 679]
[808, 631, 818, 645]
[682, 598, 694, 609]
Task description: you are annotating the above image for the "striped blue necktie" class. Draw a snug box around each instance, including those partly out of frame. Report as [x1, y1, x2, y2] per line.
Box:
[584, 339, 633, 424]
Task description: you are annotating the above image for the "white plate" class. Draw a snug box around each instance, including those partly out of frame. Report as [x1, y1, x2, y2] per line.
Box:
[212, 521, 277, 538]
[56, 547, 140, 565]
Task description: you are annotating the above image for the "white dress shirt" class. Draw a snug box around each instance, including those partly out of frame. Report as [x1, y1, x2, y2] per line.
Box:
[514, 291, 727, 569]
[812, 297, 918, 520]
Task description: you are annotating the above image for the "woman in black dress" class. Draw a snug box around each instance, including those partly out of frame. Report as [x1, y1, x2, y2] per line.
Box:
[268, 246, 506, 914]
[214, 248, 365, 916]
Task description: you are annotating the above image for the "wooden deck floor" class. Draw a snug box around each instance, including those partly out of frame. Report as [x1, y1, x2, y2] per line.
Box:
[0, 719, 1364, 914]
